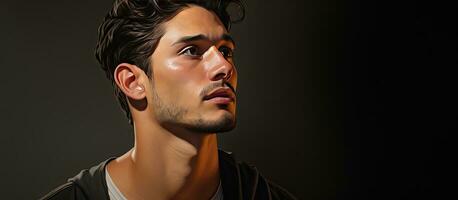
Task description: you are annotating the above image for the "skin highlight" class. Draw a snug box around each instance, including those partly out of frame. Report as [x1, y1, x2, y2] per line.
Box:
[106, 5, 237, 200]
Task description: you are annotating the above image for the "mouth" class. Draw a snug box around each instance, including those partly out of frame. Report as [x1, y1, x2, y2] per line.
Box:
[203, 87, 236, 104]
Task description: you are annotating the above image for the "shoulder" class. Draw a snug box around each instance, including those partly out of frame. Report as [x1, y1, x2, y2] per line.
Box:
[219, 149, 297, 200]
[39, 158, 115, 200]
[239, 162, 298, 200]
[266, 179, 299, 200]
[39, 182, 84, 200]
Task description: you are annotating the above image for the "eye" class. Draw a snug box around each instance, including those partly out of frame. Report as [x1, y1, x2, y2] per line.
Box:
[179, 45, 201, 57]
[219, 46, 234, 58]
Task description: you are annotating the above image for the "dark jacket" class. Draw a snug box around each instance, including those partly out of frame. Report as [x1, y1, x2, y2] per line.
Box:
[40, 149, 297, 200]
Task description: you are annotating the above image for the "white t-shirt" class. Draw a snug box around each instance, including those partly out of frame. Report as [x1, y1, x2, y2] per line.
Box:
[105, 168, 223, 200]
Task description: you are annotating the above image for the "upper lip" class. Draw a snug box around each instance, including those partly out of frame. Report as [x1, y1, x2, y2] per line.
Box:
[203, 87, 236, 101]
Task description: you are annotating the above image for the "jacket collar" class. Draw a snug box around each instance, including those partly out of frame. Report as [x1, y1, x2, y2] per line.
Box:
[218, 149, 244, 200]
[69, 149, 260, 200]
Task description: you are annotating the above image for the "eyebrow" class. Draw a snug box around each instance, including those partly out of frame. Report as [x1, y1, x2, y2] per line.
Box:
[172, 33, 236, 47]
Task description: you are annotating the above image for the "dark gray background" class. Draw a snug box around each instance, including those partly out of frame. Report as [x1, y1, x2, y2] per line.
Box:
[0, 0, 318, 199]
[2, 0, 457, 200]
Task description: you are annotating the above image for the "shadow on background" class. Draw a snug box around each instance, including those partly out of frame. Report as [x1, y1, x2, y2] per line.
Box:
[336, 0, 458, 199]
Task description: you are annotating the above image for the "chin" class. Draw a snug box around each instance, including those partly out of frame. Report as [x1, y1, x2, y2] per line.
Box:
[186, 111, 236, 133]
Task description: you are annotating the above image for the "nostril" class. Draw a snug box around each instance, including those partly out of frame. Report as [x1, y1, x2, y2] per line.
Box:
[213, 72, 227, 81]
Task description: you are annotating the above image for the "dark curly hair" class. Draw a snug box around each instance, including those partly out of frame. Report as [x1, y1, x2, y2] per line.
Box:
[95, 0, 245, 125]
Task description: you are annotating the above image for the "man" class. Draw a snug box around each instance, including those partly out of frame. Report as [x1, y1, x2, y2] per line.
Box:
[41, 0, 297, 199]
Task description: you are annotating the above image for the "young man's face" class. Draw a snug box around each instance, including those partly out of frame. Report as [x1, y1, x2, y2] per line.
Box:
[146, 5, 237, 133]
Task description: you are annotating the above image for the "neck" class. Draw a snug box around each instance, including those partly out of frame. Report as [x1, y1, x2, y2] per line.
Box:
[107, 119, 220, 200]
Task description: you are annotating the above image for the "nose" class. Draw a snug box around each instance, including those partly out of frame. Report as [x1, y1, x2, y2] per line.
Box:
[203, 46, 235, 82]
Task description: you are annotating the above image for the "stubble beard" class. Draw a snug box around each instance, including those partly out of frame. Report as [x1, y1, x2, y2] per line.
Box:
[151, 85, 236, 134]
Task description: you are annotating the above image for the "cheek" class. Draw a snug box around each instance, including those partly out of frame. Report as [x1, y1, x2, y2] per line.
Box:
[154, 58, 207, 102]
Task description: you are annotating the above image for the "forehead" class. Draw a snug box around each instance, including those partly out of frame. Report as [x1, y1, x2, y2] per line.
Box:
[161, 5, 228, 42]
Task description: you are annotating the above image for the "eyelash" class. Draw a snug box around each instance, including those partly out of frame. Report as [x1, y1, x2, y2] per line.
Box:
[219, 46, 234, 58]
[179, 45, 201, 57]
[179, 45, 234, 59]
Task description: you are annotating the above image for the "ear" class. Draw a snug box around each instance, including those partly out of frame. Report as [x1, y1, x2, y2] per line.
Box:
[113, 63, 146, 100]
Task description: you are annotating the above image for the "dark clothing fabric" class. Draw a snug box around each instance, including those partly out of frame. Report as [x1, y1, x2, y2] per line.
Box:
[40, 149, 297, 200]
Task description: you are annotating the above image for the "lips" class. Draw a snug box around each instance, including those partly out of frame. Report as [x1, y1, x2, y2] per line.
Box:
[203, 88, 236, 103]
